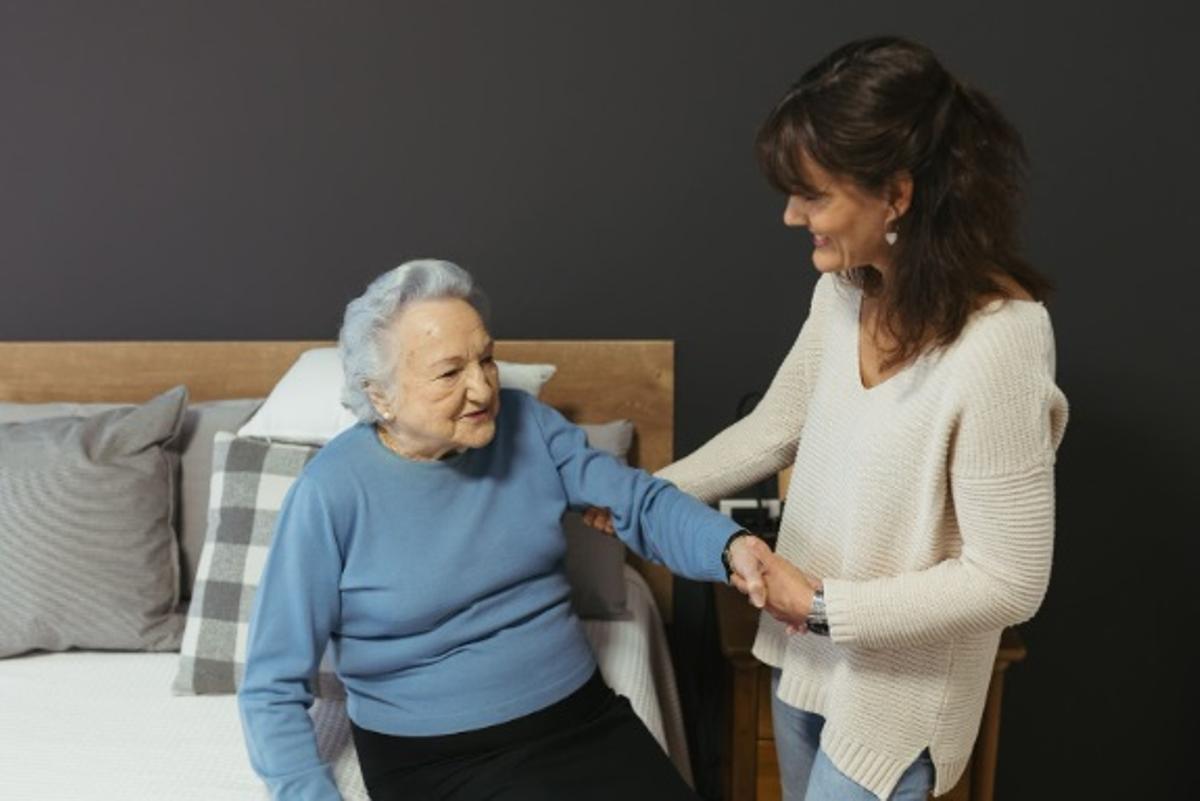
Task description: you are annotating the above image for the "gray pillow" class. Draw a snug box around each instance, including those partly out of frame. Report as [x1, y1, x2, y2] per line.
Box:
[0, 397, 263, 600]
[566, 420, 636, 619]
[0, 386, 189, 657]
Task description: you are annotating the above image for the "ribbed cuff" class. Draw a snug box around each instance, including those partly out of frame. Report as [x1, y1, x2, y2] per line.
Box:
[821, 577, 872, 646]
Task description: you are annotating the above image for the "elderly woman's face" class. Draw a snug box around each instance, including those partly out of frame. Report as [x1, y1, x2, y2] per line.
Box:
[371, 298, 500, 459]
[781, 156, 901, 275]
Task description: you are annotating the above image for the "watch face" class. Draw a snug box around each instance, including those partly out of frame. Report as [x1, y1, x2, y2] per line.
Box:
[810, 591, 826, 615]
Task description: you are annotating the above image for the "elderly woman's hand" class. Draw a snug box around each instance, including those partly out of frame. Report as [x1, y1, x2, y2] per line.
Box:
[725, 534, 771, 608]
[734, 538, 821, 634]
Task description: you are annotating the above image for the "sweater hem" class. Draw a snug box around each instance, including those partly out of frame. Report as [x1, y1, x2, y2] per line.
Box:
[821, 724, 970, 800]
[347, 657, 597, 737]
[930, 754, 970, 798]
[769, 670, 974, 800]
[821, 723, 912, 801]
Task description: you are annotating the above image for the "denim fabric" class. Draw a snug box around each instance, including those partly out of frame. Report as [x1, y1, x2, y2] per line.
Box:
[770, 669, 934, 801]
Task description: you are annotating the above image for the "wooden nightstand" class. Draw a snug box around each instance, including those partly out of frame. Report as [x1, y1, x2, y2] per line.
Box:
[715, 583, 1027, 801]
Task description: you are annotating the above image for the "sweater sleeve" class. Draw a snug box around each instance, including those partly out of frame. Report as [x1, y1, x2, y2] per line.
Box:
[822, 316, 1069, 649]
[529, 397, 741, 584]
[656, 275, 834, 501]
[237, 477, 343, 801]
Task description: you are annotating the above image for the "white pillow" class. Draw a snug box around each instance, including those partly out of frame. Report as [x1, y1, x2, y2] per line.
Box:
[237, 348, 556, 445]
[492, 360, 558, 397]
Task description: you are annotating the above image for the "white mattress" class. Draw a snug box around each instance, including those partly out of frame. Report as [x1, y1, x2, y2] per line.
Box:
[0, 566, 690, 800]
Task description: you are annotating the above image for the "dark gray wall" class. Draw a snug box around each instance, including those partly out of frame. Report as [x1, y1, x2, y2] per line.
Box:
[3, 2, 1194, 798]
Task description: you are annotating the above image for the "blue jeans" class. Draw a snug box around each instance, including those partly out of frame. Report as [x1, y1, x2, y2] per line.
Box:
[770, 669, 934, 801]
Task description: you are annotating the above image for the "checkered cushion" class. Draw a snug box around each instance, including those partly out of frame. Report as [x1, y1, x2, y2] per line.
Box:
[173, 433, 342, 697]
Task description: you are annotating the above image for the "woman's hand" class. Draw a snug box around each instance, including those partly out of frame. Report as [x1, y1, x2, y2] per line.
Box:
[581, 506, 615, 535]
[725, 535, 770, 609]
[734, 538, 821, 635]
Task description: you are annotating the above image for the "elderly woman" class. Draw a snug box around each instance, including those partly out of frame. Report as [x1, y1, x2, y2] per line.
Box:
[237, 259, 769, 801]
[587, 37, 1068, 800]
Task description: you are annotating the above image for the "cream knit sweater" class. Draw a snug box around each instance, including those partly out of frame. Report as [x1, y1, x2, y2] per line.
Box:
[658, 274, 1068, 799]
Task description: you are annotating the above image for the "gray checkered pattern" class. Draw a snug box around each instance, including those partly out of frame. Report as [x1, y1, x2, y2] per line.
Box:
[173, 432, 342, 697]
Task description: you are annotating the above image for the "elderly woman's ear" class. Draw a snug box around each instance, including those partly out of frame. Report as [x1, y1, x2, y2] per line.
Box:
[366, 384, 394, 422]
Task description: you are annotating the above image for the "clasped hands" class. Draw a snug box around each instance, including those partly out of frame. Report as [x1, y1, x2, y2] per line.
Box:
[581, 507, 820, 635]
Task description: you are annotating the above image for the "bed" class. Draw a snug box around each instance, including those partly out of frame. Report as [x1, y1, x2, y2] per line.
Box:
[0, 340, 693, 799]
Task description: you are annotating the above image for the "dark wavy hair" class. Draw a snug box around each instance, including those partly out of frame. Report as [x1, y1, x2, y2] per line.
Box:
[757, 36, 1052, 367]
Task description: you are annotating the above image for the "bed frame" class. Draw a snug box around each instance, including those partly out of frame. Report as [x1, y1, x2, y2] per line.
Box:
[0, 340, 678, 619]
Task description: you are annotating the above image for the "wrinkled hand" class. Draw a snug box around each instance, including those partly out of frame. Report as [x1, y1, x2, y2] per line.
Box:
[581, 507, 615, 535]
[735, 538, 820, 635]
[725, 534, 770, 609]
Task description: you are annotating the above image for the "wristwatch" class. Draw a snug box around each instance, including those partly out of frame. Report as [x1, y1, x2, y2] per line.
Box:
[806, 588, 830, 636]
[721, 530, 751, 580]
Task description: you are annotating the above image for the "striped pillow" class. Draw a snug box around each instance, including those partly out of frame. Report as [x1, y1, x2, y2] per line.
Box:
[173, 433, 342, 697]
[0, 387, 188, 657]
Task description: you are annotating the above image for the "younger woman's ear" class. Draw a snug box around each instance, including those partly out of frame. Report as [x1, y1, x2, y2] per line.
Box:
[889, 172, 914, 218]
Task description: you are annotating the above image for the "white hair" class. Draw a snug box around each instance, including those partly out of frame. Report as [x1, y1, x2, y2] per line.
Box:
[339, 259, 490, 423]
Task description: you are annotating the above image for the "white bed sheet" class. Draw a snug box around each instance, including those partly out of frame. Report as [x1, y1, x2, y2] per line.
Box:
[0, 566, 690, 800]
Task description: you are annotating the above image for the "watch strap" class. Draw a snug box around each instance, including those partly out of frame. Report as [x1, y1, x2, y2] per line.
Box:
[806, 588, 830, 636]
[721, 530, 751, 580]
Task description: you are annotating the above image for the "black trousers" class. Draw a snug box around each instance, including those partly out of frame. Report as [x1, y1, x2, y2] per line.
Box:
[350, 670, 699, 801]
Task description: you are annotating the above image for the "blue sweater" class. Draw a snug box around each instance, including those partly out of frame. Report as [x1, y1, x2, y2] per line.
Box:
[238, 390, 741, 799]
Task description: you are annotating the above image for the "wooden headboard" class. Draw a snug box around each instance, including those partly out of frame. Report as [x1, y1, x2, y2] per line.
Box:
[0, 340, 677, 619]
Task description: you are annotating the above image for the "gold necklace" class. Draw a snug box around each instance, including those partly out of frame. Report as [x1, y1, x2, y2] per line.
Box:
[377, 424, 461, 462]
[376, 425, 422, 460]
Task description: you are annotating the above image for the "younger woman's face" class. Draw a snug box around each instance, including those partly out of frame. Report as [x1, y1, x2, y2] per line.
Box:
[781, 157, 897, 275]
